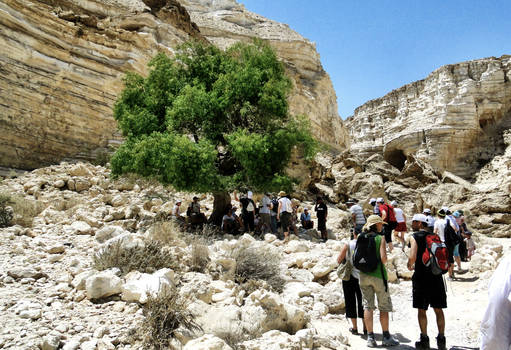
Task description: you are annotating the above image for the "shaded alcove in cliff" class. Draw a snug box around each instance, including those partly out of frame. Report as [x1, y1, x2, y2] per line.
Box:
[384, 149, 407, 170]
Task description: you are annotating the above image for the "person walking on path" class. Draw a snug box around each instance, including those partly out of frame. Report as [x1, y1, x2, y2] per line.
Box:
[370, 198, 380, 216]
[347, 199, 366, 234]
[423, 208, 435, 233]
[391, 200, 407, 250]
[378, 198, 396, 252]
[407, 214, 447, 350]
[358, 215, 400, 347]
[337, 230, 366, 336]
[480, 254, 511, 350]
[315, 196, 328, 242]
[277, 191, 293, 241]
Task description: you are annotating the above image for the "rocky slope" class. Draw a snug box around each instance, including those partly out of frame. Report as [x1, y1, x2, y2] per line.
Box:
[346, 55, 511, 179]
[0, 0, 347, 171]
[0, 162, 506, 349]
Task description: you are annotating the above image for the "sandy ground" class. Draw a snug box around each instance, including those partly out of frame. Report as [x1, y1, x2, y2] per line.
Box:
[338, 237, 510, 350]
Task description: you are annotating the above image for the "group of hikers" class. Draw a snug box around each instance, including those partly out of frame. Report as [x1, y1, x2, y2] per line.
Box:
[338, 197, 478, 349]
[171, 190, 330, 241]
[170, 191, 492, 349]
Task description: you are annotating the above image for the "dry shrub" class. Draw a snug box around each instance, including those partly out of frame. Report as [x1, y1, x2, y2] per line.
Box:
[93, 240, 178, 275]
[149, 221, 183, 245]
[141, 286, 201, 349]
[217, 328, 257, 350]
[8, 194, 45, 227]
[190, 241, 210, 273]
[0, 193, 13, 227]
[231, 246, 285, 293]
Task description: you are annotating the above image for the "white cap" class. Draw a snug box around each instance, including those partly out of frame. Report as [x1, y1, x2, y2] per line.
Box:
[390, 200, 397, 206]
[423, 208, 431, 214]
[412, 214, 428, 223]
[247, 191, 253, 199]
[377, 197, 384, 203]
[369, 198, 376, 203]
[176, 199, 182, 203]
[441, 206, 449, 212]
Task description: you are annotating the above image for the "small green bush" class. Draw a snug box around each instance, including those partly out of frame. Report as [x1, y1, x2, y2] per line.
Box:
[231, 246, 285, 293]
[141, 287, 202, 349]
[0, 193, 13, 227]
[93, 240, 178, 275]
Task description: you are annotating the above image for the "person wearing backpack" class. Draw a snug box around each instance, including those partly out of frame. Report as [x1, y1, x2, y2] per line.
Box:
[355, 215, 399, 347]
[407, 214, 448, 350]
[378, 198, 397, 252]
[337, 229, 366, 336]
[234, 190, 256, 233]
[444, 208, 463, 280]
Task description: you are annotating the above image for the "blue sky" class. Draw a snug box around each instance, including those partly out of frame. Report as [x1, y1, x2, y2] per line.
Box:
[239, 1, 511, 118]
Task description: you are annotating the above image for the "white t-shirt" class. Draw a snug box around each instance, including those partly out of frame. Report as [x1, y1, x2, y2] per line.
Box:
[393, 207, 405, 223]
[348, 239, 360, 279]
[278, 197, 292, 213]
[480, 255, 511, 350]
[260, 196, 271, 214]
[172, 205, 180, 217]
[349, 204, 366, 225]
[434, 218, 446, 242]
[425, 215, 436, 228]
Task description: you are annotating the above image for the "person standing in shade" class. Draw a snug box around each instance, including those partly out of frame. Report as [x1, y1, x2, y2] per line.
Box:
[259, 192, 272, 235]
[315, 196, 328, 242]
[277, 191, 293, 241]
[407, 214, 447, 350]
[347, 199, 365, 234]
[234, 190, 256, 233]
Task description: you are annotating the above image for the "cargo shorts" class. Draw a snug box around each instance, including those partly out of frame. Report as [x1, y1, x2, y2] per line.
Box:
[359, 274, 393, 312]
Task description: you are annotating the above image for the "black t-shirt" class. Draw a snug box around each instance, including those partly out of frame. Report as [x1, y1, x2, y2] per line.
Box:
[315, 203, 327, 221]
[413, 230, 444, 281]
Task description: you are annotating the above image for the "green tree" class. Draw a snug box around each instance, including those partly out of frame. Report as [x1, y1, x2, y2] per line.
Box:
[111, 40, 317, 224]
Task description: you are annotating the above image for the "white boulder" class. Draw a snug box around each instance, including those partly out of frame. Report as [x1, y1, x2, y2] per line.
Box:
[121, 268, 175, 303]
[85, 270, 122, 299]
[183, 334, 233, 350]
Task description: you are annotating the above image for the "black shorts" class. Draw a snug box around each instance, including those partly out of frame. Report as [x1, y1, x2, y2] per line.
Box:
[412, 274, 447, 310]
[318, 219, 326, 231]
[384, 224, 393, 243]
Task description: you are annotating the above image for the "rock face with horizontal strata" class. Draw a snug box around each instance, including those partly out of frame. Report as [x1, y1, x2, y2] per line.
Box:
[0, 0, 348, 170]
[179, 0, 349, 150]
[346, 55, 511, 179]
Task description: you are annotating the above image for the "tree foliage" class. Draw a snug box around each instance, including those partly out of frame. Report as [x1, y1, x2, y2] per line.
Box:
[111, 40, 317, 193]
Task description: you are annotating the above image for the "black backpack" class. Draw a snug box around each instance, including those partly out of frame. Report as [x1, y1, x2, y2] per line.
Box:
[353, 232, 379, 273]
[271, 199, 279, 214]
[444, 218, 462, 249]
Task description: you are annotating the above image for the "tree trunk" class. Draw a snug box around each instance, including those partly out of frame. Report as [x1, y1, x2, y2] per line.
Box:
[208, 191, 231, 226]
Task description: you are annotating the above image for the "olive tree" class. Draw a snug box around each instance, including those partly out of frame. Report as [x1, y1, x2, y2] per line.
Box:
[111, 40, 317, 224]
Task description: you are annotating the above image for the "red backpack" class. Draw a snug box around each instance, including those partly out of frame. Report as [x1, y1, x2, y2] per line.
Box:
[422, 234, 449, 275]
[380, 203, 397, 223]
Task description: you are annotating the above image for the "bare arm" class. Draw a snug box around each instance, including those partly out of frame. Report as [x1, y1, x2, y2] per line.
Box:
[407, 236, 417, 270]
[234, 190, 239, 202]
[381, 208, 387, 221]
[380, 237, 387, 264]
[337, 243, 348, 264]
[277, 201, 282, 220]
[351, 213, 357, 224]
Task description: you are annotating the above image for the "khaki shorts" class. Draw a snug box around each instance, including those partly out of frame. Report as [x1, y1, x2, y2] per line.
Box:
[359, 274, 393, 312]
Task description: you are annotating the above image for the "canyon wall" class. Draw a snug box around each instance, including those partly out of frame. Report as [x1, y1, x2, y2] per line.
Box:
[345, 56, 511, 179]
[0, 0, 348, 170]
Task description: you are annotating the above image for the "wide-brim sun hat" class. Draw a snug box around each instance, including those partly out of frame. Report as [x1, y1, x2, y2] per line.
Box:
[278, 191, 286, 197]
[362, 214, 387, 231]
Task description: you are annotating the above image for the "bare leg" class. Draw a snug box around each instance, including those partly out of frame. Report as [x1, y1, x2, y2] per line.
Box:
[380, 311, 389, 332]
[418, 309, 428, 335]
[350, 318, 358, 331]
[455, 256, 462, 271]
[433, 308, 445, 334]
[364, 309, 374, 333]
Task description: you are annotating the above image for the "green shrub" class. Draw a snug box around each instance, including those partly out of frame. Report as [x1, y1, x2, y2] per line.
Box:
[93, 240, 178, 275]
[141, 287, 202, 349]
[231, 246, 284, 293]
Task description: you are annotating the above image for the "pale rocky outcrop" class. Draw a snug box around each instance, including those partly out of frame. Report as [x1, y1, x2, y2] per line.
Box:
[0, 0, 347, 171]
[346, 55, 511, 179]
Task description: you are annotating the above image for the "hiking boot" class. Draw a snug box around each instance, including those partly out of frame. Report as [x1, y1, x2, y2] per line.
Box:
[436, 335, 447, 350]
[382, 334, 400, 346]
[415, 335, 430, 349]
[366, 336, 377, 348]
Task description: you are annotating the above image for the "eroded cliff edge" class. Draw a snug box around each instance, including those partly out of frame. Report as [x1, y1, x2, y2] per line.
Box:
[346, 55, 511, 179]
[0, 0, 348, 170]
